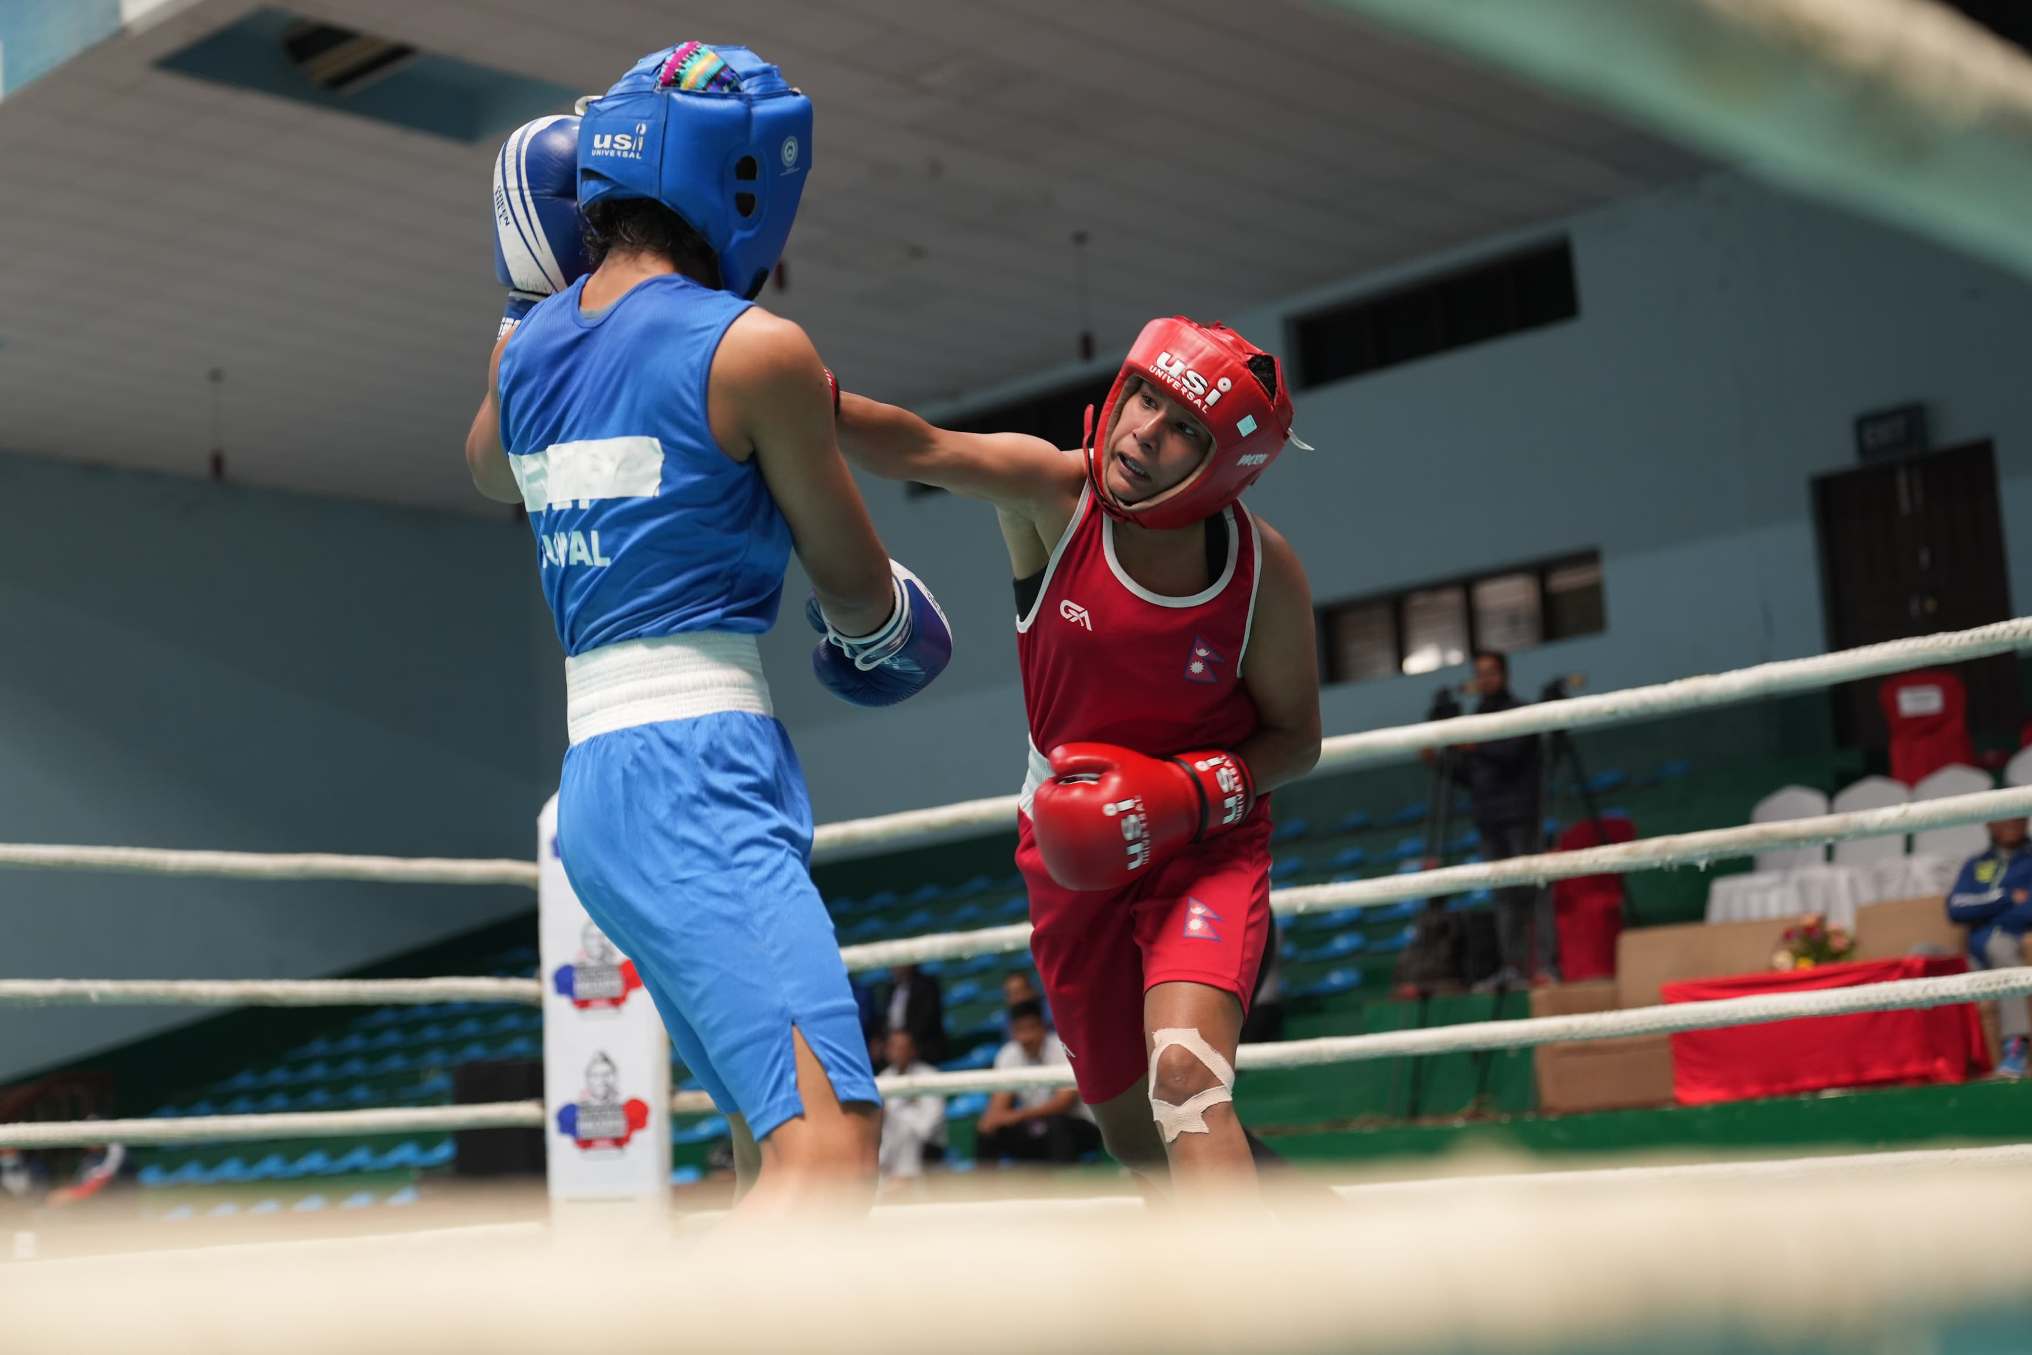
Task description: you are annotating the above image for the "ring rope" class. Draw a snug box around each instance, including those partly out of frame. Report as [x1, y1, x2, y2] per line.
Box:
[0, 844, 537, 887]
[810, 616, 2032, 860]
[12, 967, 2024, 1145]
[14, 784, 2030, 1004]
[1, 619, 2026, 883]
[0, 978, 540, 1008]
[840, 783, 2032, 970]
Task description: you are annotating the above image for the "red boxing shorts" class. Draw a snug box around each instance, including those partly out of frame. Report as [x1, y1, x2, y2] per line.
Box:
[1015, 809, 1272, 1104]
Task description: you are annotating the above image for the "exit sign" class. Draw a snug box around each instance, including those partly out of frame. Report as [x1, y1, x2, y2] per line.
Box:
[1854, 402, 1929, 463]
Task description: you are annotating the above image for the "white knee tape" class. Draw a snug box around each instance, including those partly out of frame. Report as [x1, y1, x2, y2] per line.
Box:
[1147, 1027, 1236, 1144]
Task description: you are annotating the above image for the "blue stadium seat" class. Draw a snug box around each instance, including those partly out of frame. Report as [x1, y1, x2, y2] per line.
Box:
[946, 1092, 989, 1120]
[374, 1141, 423, 1171]
[1369, 926, 1416, 955]
[945, 902, 984, 926]
[1335, 809, 1373, 834]
[333, 1146, 378, 1174]
[1585, 769, 1628, 794]
[1270, 854, 1307, 883]
[671, 1166, 703, 1186]
[385, 1185, 421, 1207]
[1389, 801, 1426, 827]
[247, 1152, 296, 1182]
[1270, 816, 1311, 845]
[956, 873, 995, 896]
[945, 979, 983, 1005]
[906, 881, 944, 906]
[204, 1157, 253, 1185]
[992, 894, 1030, 921]
[863, 889, 899, 910]
[292, 1149, 335, 1176]
[900, 907, 939, 932]
[1289, 968, 1363, 999]
[941, 1043, 1000, 1072]
[673, 1115, 729, 1146]
[1445, 828, 1482, 854]
[416, 1139, 455, 1169]
[1656, 758, 1692, 781]
[1390, 835, 1428, 863]
[1328, 844, 1368, 872]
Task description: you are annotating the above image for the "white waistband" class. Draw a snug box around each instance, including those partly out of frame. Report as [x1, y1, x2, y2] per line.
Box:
[565, 633, 773, 746]
[1018, 739, 1050, 817]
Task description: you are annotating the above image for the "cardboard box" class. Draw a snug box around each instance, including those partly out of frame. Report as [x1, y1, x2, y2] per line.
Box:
[1530, 981, 1673, 1114]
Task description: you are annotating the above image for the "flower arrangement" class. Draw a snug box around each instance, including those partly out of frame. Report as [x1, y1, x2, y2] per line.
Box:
[1772, 913, 1855, 971]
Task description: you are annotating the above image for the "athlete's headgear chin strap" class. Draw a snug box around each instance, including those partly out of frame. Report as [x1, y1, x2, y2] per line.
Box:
[1083, 317, 1305, 530]
[576, 42, 812, 301]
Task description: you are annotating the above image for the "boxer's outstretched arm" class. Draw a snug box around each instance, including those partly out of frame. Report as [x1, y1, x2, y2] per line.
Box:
[464, 332, 523, 505]
[1235, 519, 1322, 793]
[716, 312, 895, 638]
[836, 392, 1082, 519]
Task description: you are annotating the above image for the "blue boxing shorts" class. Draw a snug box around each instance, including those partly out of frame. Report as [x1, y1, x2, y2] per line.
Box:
[556, 709, 877, 1141]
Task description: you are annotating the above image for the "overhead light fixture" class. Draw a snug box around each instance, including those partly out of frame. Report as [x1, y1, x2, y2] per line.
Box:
[281, 20, 415, 95]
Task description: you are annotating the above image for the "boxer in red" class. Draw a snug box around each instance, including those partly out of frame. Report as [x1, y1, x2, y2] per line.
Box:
[834, 318, 1321, 1188]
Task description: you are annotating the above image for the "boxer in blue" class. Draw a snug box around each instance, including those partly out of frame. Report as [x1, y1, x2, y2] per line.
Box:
[465, 43, 954, 1214]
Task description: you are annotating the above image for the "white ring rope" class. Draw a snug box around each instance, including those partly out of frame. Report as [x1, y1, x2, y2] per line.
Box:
[10, 966, 2023, 1145]
[0, 1103, 544, 1149]
[0, 843, 537, 887]
[843, 783, 2032, 970]
[0, 978, 540, 1008]
[0, 619, 2026, 882]
[811, 617, 2032, 859]
[15, 784, 2032, 1005]
[674, 964, 2032, 1109]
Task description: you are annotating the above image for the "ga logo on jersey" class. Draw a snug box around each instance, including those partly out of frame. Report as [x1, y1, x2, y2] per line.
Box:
[1059, 600, 1093, 631]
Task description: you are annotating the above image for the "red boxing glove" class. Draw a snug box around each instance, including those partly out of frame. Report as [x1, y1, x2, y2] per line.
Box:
[1030, 743, 1255, 891]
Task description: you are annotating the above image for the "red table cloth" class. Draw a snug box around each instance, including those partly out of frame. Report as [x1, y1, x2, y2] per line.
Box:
[1662, 954, 1989, 1105]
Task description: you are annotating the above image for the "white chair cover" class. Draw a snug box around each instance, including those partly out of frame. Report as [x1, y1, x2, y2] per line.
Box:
[1910, 764, 1995, 862]
[1750, 785, 1831, 874]
[1830, 776, 1911, 867]
[2004, 746, 2032, 789]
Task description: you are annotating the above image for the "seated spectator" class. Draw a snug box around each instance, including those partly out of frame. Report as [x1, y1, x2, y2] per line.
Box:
[1001, 970, 1039, 1009]
[999, 969, 1052, 1031]
[878, 963, 948, 1065]
[1945, 816, 2032, 1080]
[974, 1000, 1100, 1165]
[875, 1029, 946, 1187]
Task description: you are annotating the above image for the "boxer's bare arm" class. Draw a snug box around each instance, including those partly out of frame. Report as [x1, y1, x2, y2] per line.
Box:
[712, 310, 894, 637]
[464, 332, 522, 504]
[1235, 518, 1322, 793]
[837, 393, 1084, 570]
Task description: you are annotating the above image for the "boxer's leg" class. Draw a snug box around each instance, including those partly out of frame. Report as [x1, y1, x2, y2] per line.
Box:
[1017, 819, 1162, 1181]
[560, 714, 878, 1215]
[1134, 818, 1273, 1187]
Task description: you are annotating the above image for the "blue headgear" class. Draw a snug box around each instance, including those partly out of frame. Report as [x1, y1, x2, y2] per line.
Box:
[577, 43, 812, 301]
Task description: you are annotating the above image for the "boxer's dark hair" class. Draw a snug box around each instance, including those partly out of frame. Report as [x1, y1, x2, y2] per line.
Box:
[583, 198, 722, 289]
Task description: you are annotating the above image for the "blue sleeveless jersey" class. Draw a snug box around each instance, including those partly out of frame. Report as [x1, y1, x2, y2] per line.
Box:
[496, 274, 792, 655]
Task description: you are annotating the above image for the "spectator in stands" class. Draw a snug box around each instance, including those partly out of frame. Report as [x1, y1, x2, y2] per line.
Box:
[1945, 816, 2032, 1079]
[878, 964, 948, 1065]
[974, 1000, 1100, 1164]
[1441, 650, 1553, 989]
[875, 1028, 946, 1187]
[1001, 970, 1039, 1009]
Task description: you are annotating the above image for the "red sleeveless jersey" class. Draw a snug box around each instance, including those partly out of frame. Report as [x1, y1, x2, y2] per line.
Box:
[1017, 486, 1263, 767]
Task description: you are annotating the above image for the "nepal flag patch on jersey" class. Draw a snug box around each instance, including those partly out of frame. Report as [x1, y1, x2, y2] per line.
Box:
[1185, 635, 1224, 685]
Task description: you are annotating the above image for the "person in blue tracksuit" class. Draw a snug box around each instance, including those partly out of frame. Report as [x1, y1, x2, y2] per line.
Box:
[1944, 816, 2032, 1079]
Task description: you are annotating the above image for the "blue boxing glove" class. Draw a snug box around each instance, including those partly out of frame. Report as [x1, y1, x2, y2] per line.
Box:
[493, 114, 590, 337]
[806, 561, 953, 707]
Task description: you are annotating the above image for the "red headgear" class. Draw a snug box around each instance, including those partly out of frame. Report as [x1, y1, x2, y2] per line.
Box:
[1083, 317, 1301, 530]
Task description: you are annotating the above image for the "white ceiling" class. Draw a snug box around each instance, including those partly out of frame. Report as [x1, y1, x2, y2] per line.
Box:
[0, 0, 1704, 511]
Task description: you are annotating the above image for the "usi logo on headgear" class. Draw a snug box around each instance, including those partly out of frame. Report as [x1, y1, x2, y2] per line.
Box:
[1149, 352, 1233, 412]
[591, 123, 650, 159]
